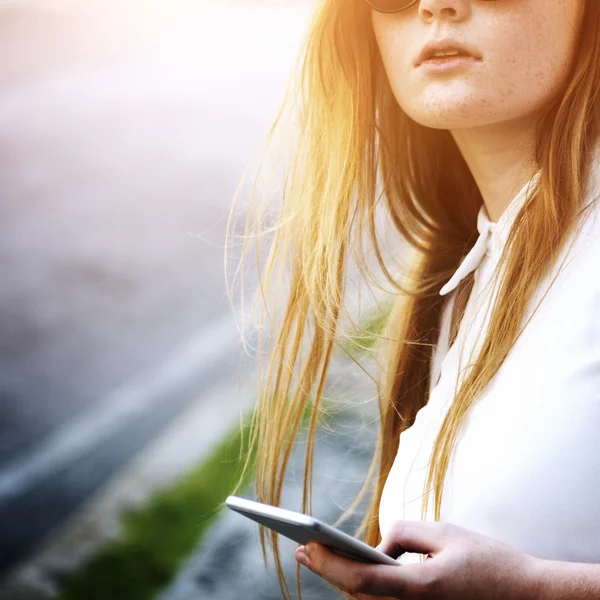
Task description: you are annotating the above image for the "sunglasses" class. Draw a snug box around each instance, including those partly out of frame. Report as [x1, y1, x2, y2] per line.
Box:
[364, 0, 497, 14]
[363, 0, 418, 11]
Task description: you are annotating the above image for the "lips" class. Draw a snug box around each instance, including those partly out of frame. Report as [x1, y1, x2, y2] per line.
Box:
[415, 39, 482, 67]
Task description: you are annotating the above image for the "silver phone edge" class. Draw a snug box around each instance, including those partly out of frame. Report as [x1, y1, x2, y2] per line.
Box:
[305, 519, 400, 566]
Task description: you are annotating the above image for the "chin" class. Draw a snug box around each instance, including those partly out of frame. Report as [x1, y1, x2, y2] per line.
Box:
[402, 101, 502, 131]
[397, 84, 504, 130]
[408, 112, 489, 130]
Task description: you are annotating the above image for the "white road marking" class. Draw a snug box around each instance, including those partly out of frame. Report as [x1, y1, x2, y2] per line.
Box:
[0, 313, 251, 504]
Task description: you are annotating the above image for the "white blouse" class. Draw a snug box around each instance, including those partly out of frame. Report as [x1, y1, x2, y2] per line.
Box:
[378, 161, 600, 566]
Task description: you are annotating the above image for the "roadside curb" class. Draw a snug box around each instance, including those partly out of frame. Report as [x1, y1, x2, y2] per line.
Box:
[0, 343, 382, 600]
[0, 366, 259, 600]
[159, 351, 381, 600]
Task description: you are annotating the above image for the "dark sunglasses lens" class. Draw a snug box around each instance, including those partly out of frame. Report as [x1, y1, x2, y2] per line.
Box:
[365, 0, 414, 12]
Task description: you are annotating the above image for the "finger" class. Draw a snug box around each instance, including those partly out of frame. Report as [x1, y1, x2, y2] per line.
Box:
[329, 583, 382, 600]
[304, 542, 431, 598]
[376, 520, 447, 558]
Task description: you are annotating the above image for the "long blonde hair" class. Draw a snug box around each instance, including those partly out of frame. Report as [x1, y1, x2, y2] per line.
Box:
[225, 1, 600, 598]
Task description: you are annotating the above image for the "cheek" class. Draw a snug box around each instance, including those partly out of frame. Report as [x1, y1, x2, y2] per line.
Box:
[373, 26, 422, 112]
[482, 15, 578, 114]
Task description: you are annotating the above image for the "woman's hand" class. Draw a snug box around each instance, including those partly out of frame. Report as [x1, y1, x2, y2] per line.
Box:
[294, 520, 542, 600]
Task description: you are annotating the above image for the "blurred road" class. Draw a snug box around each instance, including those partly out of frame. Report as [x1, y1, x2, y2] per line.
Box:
[0, 0, 312, 575]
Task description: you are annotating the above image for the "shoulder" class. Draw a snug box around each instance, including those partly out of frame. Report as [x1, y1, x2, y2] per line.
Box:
[512, 195, 600, 377]
[554, 148, 600, 280]
[530, 180, 600, 337]
[571, 172, 600, 270]
[572, 193, 600, 267]
[551, 199, 599, 298]
[574, 145, 600, 253]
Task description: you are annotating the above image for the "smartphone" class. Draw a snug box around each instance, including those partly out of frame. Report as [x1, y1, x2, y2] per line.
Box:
[225, 495, 401, 566]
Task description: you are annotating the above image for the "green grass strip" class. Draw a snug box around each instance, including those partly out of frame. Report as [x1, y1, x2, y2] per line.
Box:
[56, 414, 257, 600]
[54, 301, 387, 600]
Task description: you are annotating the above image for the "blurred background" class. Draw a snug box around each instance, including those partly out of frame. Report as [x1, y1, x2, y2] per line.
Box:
[0, 1, 386, 598]
[0, 0, 304, 589]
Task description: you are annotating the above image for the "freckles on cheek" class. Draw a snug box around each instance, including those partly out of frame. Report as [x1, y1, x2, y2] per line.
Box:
[482, 50, 544, 115]
[534, 69, 547, 87]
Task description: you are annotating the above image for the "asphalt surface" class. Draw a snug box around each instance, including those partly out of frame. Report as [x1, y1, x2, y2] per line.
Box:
[159, 356, 382, 600]
[0, 0, 312, 576]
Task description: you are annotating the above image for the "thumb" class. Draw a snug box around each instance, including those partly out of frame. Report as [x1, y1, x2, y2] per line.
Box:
[376, 520, 445, 558]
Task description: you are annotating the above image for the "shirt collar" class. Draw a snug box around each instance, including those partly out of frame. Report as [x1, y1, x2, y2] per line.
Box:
[439, 172, 541, 297]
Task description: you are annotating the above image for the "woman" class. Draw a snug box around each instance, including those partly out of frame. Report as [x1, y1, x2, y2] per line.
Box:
[226, 0, 600, 598]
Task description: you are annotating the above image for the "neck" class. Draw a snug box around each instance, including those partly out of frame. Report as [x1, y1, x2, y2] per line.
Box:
[451, 118, 538, 223]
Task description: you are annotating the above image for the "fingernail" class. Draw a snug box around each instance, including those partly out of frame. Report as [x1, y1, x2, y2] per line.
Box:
[296, 551, 308, 566]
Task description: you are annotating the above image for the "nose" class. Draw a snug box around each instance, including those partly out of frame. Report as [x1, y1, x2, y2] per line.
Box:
[418, 0, 471, 22]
